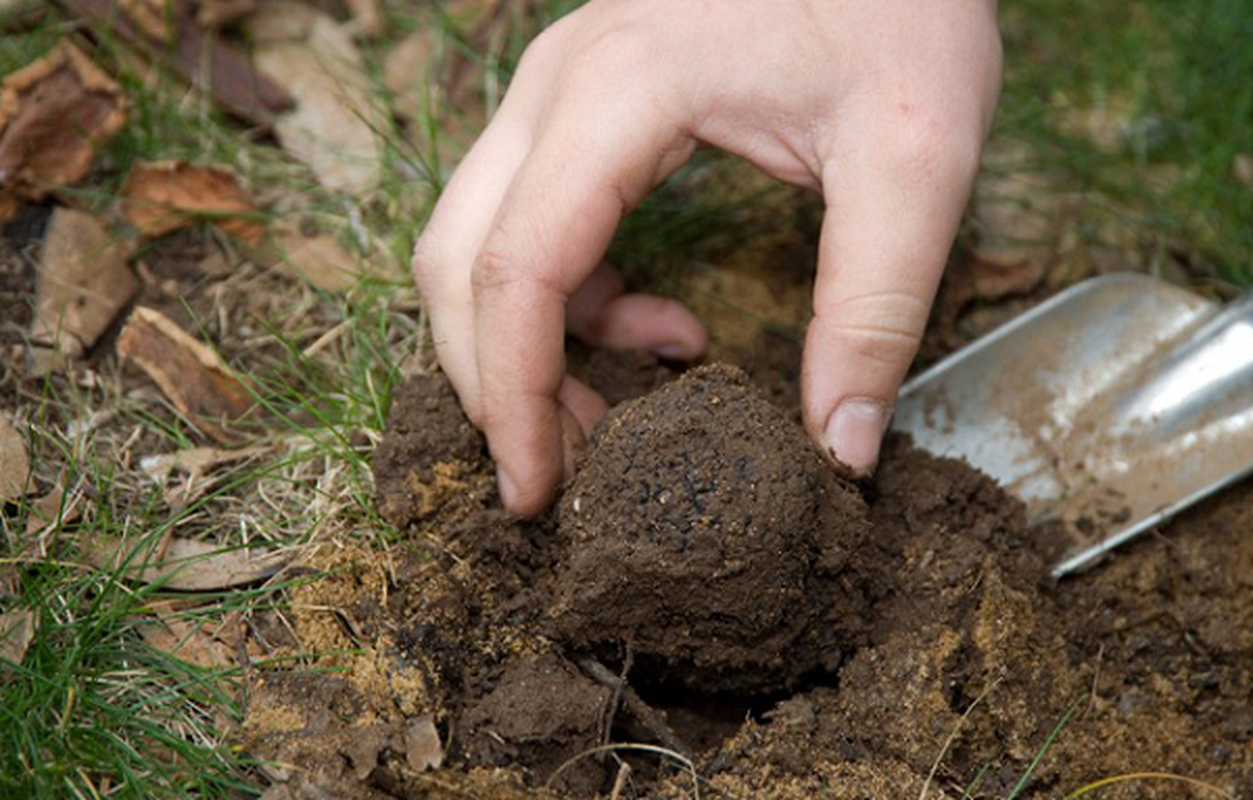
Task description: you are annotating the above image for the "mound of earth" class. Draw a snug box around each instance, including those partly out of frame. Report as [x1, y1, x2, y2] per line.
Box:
[244, 346, 1253, 800]
[552, 363, 870, 693]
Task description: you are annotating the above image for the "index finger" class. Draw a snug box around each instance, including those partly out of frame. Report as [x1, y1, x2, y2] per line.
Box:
[472, 95, 693, 515]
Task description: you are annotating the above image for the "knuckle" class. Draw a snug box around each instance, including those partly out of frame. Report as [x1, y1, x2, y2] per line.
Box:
[470, 248, 525, 295]
[410, 236, 440, 289]
[821, 291, 927, 366]
[882, 106, 983, 187]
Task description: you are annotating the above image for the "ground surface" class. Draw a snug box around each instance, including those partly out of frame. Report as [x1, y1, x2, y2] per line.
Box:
[3, 3, 1251, 797]
[246, 264, 1253, 800]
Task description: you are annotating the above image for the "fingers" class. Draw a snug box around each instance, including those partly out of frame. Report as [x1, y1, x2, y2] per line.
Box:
[411, 113, 532, 424]
[803, 109, 985, 476]
[472, 94, 691, 515]
[566, 265, 708, 360]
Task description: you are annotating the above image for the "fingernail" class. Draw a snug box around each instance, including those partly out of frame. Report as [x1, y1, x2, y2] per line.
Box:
[654, 342, 694, 361]
[824, 400, 889, 475]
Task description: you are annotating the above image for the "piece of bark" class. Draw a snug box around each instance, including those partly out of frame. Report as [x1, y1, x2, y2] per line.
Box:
[115, 306, 257, 441]
[121, 160, 266, 244]
[0, 39, 126, 208]
[54, 0, 292, 128]
[31, 208, 138, 359]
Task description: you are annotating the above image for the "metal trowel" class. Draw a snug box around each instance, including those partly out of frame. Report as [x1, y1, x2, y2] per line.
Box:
[892, 273, 1253, 578]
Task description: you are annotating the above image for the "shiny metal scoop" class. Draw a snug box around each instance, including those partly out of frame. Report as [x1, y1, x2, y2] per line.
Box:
[893, 273, 1253, 577]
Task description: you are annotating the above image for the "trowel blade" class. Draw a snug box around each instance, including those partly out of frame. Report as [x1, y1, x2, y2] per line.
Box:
[892, 273, 1253, 577]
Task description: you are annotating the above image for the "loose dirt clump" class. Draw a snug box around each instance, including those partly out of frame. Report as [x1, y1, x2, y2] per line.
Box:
[552, 363, 870, 693]
[245, 346, 1253, 800]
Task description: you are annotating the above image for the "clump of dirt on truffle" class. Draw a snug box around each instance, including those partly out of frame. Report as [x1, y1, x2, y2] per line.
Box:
[550, 363, 871, 693]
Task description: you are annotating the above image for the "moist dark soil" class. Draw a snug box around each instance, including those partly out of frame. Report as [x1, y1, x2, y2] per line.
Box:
[246, 332, 1253, 800]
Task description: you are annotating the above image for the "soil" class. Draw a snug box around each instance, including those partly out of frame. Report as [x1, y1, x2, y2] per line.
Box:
[246, 323, 1253, 800]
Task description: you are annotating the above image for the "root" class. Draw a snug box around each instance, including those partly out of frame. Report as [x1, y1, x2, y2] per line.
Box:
[578, 656, 690, 756]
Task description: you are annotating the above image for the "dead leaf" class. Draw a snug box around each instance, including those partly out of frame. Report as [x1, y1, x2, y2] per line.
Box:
[0, 40, 126, 206]
[121, 161, 266, 244]
[0, 565, 17, 597]
[195, 0, 253, 28]
[120, 0, 172, 42]
[254, 14, 383, 195]
[115, 306, 257, 442]
[403, 716, 444, 772]
[959, 141, 1064, 303]
[24, 483, 83, 536]
[29, 208, 138, 362]
[444, 0, 505, 38]
[197, 241, 235, 277]
[344, 0, 380, 37]
[268, 225, 374, 293]
[57, 0, 291, 129]
[383, 28, 440, 124]
[242, 0, 322, 42]
[139, 444, 270, 508]
[0, 413, 29, 501]
[84, 534, 288, 590]
[1234, 153, 1253, 188]
[0, 609, 35, 666]
[138, 611, 231, 668]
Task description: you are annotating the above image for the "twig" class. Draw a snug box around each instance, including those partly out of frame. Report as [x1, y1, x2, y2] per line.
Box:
[578, 656, 690, 756]
[546, 743, 699, 800]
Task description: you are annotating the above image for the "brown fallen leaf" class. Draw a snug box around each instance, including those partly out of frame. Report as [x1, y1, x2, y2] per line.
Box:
[24, 483, 82, 536]
[31, 207, 138, 360]
[344, 0, 380, 37]
[195, 0, 254, 27]
[242, 0, 322, 42]
[0, 413, 29, 501]
[115, 306, 257, 442]
[121, 160, 266, 244]
[84, 534, 288, 590]
[253, 13, 383, 195]
[138, 610, 231, 669]
[55, 0, 292, 129]
[0, 40, 126, 212]
[0, 609, 35, 667]
[121, 0, 172, 42]
[267, 225, 375, 293]
[138, 443, 270, 509]
[1235, 153, 1253, 188]
[940, 141, 1065, 320]
[383, 28, 440, 125]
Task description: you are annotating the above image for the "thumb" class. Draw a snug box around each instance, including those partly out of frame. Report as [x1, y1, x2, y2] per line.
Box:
[803, 131, 981, 475]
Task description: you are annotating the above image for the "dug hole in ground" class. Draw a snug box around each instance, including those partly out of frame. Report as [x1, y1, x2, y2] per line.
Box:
[245, 256, 1253, 800]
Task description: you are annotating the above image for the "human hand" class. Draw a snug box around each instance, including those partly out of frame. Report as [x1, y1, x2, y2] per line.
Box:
[412, 0, 1003, 516]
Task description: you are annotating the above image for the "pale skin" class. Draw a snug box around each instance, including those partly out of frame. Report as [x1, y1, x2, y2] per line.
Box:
[413, 0, 1003, 516]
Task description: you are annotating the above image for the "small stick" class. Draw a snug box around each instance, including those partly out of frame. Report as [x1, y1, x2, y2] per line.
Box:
[577, 656, 690, 757]
[608, 761, 632, 800]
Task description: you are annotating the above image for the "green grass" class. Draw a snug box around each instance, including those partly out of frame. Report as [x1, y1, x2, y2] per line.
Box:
[3, 1, 1250, 797]
[0, 560, 262, 799]
[1, 13, 431, 798]
[999, 0, 1253, 285]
